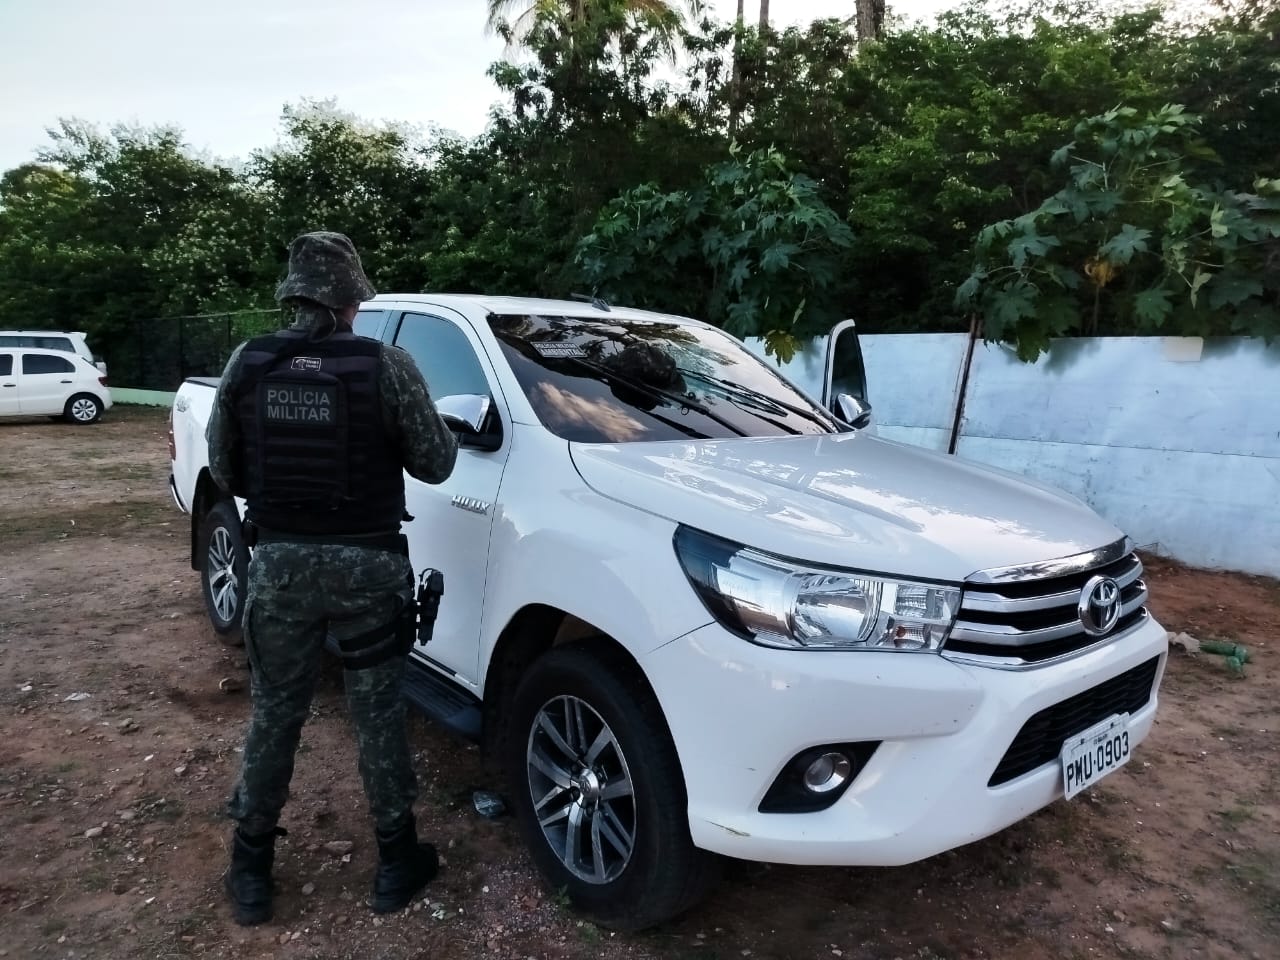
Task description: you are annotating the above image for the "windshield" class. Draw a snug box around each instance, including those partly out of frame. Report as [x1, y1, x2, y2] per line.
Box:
[488, 313, 843, 443]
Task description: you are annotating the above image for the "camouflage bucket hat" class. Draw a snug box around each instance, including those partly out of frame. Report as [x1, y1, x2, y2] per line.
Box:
[274, 231, 376, 309]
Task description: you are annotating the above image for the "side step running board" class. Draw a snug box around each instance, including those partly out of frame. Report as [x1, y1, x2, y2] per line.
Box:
[402, 658, 483, 742]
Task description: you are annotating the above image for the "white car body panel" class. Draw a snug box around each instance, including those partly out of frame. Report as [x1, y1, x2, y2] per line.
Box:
[0, 330, 106, 373]
[0, 347, 113, 419]
[569, 432, 1121, 582]
[645, 614, 1167, 864]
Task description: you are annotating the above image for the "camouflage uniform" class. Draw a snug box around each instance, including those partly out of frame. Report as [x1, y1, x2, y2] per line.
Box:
[207, 232, 457, 923]
[209, 312, 456, 837]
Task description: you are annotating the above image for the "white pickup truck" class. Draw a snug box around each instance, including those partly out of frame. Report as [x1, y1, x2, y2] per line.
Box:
[168, 294, 1168, 930]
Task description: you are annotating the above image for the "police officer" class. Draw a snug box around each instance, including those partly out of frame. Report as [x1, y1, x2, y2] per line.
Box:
[206, 231, 459, 926]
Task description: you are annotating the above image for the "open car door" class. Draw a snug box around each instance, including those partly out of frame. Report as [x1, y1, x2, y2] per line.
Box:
[822, 319, 873, 429]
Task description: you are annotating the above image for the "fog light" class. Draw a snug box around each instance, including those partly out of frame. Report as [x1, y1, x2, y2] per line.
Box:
[760, 741, 880, 813]
[803, 752, 852, 793]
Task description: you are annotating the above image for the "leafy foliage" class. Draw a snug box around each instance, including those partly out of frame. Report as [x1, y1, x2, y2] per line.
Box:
[574, 145, 853, 358]
[957, 105, 1280, 359]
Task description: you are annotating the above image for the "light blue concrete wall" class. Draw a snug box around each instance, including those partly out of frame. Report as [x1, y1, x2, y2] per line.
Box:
[755, 331, 1278, 576]
[859, 333, 970, 452]
[954, 336, 1280, 577]
[112, 388, 175, 406]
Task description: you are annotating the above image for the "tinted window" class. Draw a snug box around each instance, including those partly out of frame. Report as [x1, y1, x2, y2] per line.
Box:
[393, 313, 491, 399]
[23, 354, 75, 375]
[353, 310, 386, 340]
[0, 355, 11, 376]
[0, 335, 73, 352]
[488, 314, 842, 444]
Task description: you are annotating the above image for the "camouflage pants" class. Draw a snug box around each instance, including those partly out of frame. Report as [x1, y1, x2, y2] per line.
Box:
[227, 542, 418, 836]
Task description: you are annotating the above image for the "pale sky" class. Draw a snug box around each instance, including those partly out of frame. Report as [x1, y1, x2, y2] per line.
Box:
[0, 0, 961, 173]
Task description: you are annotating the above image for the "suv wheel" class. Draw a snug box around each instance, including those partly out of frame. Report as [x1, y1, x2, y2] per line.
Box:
[64, 394, 103, 424]
[506, 645, 719, 931]
[199, 500, 248, 645]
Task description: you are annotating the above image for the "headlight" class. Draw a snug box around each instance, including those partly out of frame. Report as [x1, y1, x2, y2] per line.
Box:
[674, 527, 960, 652]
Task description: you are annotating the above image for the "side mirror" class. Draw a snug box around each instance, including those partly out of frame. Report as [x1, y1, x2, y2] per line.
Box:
[437, 394, 502, 451]
[834, 393, 873, 430]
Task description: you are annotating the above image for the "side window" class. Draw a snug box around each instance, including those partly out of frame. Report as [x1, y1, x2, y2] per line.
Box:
[23, 354, 75, 375]
[0, 337, 16, 348]
[0, 354, 11, 376]
[34, 337, 73, 352]
[352, 309, 387, 341]
[393, 313, 491, 400]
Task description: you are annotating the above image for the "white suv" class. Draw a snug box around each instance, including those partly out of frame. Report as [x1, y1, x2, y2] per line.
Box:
[0, 330, 106, 373]
[169, 295, 1169, 930]
[0, 347, 113, 423]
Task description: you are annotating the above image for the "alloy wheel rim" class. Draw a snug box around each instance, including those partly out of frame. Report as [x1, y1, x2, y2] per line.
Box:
[526, 694, 636, 885]
[207, 527, 239, 623]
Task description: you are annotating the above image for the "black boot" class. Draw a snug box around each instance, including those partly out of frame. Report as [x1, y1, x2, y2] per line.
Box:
[223, 826, 285, 926]
[371, 815, 438, 914]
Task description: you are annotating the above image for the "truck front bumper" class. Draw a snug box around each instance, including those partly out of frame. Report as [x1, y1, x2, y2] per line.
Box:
[643, 614, 1169, 866]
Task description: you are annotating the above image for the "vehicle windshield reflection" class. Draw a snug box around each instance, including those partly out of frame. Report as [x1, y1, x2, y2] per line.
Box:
[489, 313, 842, 444]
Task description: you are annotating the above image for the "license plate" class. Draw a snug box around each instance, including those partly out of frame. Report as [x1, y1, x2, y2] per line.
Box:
[1061, 713, 1131, 799]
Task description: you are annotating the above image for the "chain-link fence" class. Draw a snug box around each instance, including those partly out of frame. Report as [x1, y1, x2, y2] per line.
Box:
[108, 309, 287, 391]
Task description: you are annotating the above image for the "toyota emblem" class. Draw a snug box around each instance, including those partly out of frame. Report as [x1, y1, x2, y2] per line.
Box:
[1078, 575, 1121, 636]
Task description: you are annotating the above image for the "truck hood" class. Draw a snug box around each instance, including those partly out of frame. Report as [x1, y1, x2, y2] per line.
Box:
[569, 433, 1124, 583]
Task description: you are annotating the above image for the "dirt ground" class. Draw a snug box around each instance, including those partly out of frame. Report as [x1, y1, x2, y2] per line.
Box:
[1, 405, 1277, 960]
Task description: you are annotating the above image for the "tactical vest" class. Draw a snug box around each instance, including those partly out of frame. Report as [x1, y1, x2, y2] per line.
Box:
[235, 331, 405, 536]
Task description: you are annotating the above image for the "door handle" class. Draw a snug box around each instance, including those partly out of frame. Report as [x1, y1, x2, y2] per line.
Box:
[2, 383, 15, 388]
[60, 379, 73, 383]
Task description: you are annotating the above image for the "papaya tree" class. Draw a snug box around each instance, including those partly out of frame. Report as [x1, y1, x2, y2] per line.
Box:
[957, 104, 1280, 360]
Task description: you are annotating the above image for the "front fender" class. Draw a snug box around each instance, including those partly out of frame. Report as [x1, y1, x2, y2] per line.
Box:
[480, 482, 713, 672]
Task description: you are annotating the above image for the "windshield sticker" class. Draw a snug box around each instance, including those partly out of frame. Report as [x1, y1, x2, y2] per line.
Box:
[531, 343, 588, 359]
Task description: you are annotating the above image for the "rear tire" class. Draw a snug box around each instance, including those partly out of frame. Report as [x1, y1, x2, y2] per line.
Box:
[64, 394, 103, 424]
[504, 644, 719, 931]
[199, 500, 249, 646]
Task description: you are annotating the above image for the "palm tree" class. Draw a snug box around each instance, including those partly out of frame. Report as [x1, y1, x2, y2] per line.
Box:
[485, 0, 703, 52]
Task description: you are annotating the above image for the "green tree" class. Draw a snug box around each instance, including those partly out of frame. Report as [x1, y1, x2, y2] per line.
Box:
[0, 121, 270, 348]
[249, 100, 431, 291]
[486, 0, 702, 54]
[575, 145, 854, 359]
[957, 104, 1280, 359]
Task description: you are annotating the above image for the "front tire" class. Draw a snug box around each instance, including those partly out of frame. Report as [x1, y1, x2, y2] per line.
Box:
[64, 394, 103, 424]
[199, 500, 249, 646]
[505, 644, 719, 931]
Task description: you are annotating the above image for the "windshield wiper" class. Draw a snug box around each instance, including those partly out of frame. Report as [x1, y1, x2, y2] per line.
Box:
[678, 370, 833, 433]
[567, 357, 749, 439]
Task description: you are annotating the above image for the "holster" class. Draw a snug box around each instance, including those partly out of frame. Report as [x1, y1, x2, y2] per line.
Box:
[337, 568, 442, 671]
[415, 569, 445, 647]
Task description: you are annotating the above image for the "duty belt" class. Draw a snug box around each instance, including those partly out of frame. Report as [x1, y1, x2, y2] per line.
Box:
[242, 520, 443, 670]
[244, 521, 408, 556]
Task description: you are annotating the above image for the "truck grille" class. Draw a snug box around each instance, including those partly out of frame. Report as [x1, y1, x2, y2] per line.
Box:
[944, 551, 1149, 666]
[988, 655, 1160, 786]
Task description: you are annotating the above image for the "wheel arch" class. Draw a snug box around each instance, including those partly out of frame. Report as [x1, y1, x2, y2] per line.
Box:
[189, 468, 230, 570]
[480, 605, 678, 774]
